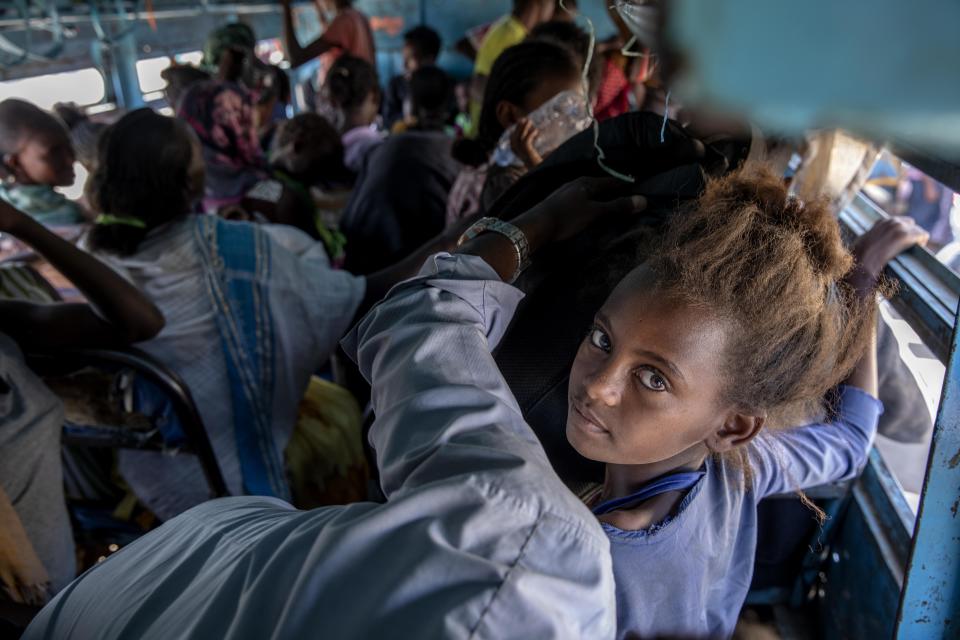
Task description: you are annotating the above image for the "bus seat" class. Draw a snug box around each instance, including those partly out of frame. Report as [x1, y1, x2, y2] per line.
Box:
[27, 348, 228, 501]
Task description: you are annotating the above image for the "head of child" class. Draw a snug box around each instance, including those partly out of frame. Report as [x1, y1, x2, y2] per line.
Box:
[402, 26, 442, 74]
[87, 109, 204, 256]
[270, 113, 345, 186]
[455, 40, 580, 166]
[0, 99, 76, 188]
[406, 66, 454, 131]
[325, 55, 380, 131]
[566, 169, 875, 478]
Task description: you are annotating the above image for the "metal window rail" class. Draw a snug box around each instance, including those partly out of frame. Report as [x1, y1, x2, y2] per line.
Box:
[839, 190, 960, 637]
[839, 193, 960, 363]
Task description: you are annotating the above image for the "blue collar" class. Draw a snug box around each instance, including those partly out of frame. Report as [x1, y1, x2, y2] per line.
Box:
[592, 470, 706, 516]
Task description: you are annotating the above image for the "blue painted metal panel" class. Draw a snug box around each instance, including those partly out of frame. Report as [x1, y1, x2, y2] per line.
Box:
[895, 300, 960, 638]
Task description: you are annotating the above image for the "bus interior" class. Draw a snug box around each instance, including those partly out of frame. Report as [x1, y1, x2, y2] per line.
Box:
[0, 1, 958, 638]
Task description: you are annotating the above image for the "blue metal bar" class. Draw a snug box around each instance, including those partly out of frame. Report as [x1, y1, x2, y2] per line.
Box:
[895, 298, 960, 638]
[109, 29, 144, 109]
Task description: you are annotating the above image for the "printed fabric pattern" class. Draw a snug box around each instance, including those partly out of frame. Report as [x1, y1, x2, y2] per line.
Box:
[192, 215, 288, 500]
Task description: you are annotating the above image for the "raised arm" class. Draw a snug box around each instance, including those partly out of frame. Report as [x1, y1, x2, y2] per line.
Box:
[280, 0, 336, 69]
[346, 177, 646, 492]
[0, 201, 164, 349]
[752, 216, 928, 497]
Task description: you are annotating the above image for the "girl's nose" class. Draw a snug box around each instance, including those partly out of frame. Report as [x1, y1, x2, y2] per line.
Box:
[583, 365, 622, 407]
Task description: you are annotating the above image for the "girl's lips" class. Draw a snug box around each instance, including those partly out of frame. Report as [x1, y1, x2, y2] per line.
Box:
[572, 402, 609, 435]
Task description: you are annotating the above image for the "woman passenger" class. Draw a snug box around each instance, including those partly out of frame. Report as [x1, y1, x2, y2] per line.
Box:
[83, 108, 459, 520]
[446, 40, 583, 225]
[0, 198, 163, 605]
[176, 80, 266, 213]
[0, 100, 86, 226]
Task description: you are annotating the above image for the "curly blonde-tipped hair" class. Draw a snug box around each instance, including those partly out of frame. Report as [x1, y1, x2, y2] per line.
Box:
[645, 167, 876, 428]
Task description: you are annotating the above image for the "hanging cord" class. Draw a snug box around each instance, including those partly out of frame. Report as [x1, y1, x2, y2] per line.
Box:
[659, 89, 670, 143]
[560, 0, 635, 183]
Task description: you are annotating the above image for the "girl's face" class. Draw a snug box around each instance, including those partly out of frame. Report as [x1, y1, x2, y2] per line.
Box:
[8, 128, 76, 187]
[567, 268, 755, 467]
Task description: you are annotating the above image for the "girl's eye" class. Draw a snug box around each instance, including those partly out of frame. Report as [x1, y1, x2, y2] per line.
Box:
[588, 326, 611, 352]
[637, 367, 668, 392]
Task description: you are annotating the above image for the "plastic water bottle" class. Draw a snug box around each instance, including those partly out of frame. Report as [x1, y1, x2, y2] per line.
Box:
[492, 90, 593, 168]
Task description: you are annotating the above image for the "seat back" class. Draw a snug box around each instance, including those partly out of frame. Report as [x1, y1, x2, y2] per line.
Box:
[28, 348, 228, 499]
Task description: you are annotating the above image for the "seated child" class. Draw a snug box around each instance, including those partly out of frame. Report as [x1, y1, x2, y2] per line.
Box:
[323, 55, 384, 175]
[0, 198, 163, 605]
[244, 112, 350, 264]
[0, 100, 86, 227]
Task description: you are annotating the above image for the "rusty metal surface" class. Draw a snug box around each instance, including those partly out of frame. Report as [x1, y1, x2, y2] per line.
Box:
[895, 305, 960, 638]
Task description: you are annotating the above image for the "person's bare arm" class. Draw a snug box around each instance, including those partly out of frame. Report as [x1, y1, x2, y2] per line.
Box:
[281, 0, 336, 68]
[0, 201, 164, 349]
[843, 216, 929, 396]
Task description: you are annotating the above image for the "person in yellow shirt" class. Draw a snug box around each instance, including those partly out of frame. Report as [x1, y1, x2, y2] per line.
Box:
[468, 0, 555, 135]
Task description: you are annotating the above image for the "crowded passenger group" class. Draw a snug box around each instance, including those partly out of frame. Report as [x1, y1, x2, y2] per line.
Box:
[0, 1, 931, 638]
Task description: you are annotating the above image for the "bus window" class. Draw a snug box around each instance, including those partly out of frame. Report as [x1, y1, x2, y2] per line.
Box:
[136, 51, 204, 104]
[865, 151, 960, 273]
[0, 67, 106, 110]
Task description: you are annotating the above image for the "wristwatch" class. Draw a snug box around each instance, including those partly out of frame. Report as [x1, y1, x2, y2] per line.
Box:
[457, 217, 531, 283]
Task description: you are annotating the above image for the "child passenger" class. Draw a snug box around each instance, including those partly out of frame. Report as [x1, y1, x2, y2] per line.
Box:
[324, 55, 384, 175]
[0, 100, 86, 226]
[244, 112, 349, 263]
[82, 108, 460, 520]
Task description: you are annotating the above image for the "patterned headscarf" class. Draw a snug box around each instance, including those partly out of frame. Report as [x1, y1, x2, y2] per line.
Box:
[178, 80, 266, 211]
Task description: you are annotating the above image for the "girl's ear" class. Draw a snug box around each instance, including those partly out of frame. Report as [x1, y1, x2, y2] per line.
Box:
[706, 412, 766, 453]
[495, 100, 524, 131]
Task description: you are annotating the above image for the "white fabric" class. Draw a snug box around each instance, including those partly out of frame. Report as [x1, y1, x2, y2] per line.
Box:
[87, 218, 366, 519]
[24, 253, 615, 639]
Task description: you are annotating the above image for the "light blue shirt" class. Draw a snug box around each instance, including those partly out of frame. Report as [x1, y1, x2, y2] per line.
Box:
[25, 253, 616, 640]
[608, 385, 882, 638]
